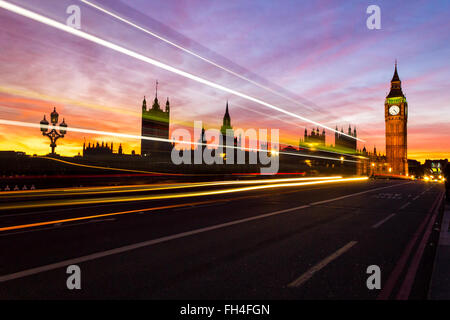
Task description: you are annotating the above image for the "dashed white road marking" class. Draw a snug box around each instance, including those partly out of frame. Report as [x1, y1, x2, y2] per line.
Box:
[309, 182, 411, 206]
[399, 202, 411, 210]
[412, 186, 431, 201]
[287, 241, 358, 288]
[371, 185, 430, 230]
[372, 213, 396, 229]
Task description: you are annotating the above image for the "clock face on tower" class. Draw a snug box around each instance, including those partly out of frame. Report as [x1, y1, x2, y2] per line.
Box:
[389, 105, 400, 116]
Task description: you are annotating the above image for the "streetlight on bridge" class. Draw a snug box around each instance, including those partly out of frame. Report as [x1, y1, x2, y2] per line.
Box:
[40, 107, 68, 155]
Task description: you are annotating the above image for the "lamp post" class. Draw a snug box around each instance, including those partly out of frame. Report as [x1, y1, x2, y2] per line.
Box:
[40, 107, 68, 155]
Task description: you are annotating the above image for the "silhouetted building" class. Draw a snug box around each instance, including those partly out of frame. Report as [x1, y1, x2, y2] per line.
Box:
[83, 141, 114, 157]
[141, 81, 171, 159]
[82, 141, 130, 158]
[301, 127, 325, 146]
[408, 159, 422, 177]
[196, 126, 207, 154]
[220, 101, 239, 151]
[357, 145, 388, 175]
[335, 125, 357, 151]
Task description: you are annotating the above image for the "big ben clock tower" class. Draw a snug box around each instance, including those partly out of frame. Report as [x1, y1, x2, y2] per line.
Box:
[385, 62, 408, 175]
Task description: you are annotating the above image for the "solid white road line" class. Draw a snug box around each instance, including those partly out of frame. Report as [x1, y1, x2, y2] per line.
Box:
[287, 241, 358, 287]
[0, 181, 411, 282]
[372, 213, 396, 229]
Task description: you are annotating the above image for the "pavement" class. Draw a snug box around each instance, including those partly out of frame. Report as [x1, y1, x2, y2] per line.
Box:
[0, 178, 445, 299]
[429, 202, 450, 299]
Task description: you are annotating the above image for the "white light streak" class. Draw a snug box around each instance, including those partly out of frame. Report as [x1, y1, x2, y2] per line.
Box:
[0, 119, 364, 162]
[81, 0, 317, 112]
[0, 0, 363, 142]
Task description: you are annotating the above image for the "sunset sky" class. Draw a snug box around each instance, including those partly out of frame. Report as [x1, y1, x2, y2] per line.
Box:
[0, 0, 449, 162]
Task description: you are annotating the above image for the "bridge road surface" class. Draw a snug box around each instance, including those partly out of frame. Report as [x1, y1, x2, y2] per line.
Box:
[0, 180, 444, 299]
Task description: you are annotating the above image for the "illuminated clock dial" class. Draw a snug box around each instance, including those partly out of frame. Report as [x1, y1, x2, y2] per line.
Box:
[389, 105, 400, 115]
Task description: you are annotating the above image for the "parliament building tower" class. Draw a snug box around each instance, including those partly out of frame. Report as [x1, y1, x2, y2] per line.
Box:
[141, 81, 171, 158]
[385, 62, 408, 175]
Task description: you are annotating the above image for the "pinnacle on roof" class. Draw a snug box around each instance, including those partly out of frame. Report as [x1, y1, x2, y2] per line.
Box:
[391, 60, 400, 82]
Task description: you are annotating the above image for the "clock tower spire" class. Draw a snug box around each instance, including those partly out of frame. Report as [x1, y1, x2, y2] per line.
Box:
[385, 62, 408, 176]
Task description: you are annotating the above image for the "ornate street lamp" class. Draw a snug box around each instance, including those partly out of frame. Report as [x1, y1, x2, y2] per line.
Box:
[40, 107, 68, 155]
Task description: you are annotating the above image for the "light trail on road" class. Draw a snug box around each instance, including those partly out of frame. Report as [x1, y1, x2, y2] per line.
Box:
[0, 0, 363, 141]
[0, 177, 368, 232]
[0, 199, 221, 232]
[0, 176, 343, 198]
[0, 177, 368, 211]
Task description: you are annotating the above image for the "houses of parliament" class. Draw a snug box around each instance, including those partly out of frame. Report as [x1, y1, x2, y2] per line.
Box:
[300, 125, 357, 151]
[83, 82, 363, 162]
[82, 63, 409, 177]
